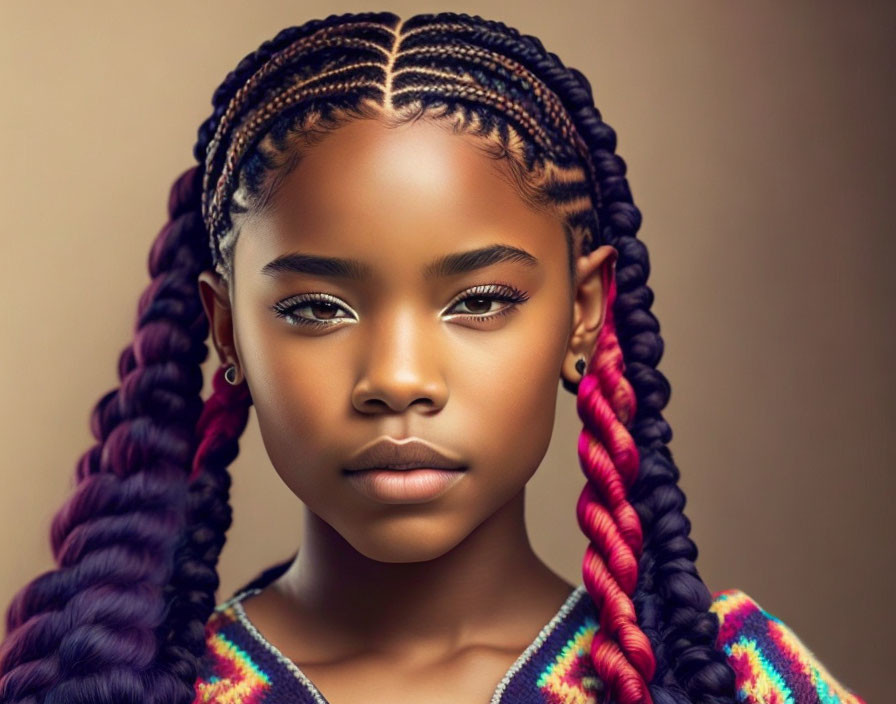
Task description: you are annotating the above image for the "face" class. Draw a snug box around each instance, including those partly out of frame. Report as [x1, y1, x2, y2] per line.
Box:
[200, 117, 612, 563]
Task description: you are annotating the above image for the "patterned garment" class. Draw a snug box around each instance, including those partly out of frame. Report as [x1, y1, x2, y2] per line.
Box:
[710, 590, 866, 704]
[191, 586, 864, 704]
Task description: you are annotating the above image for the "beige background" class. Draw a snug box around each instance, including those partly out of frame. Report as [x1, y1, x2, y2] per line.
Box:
[1, 1, 892, 700]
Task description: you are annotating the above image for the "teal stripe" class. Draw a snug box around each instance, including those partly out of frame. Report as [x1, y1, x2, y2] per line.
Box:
[727, 635, 794, 704]
[217, 633, 272, 685]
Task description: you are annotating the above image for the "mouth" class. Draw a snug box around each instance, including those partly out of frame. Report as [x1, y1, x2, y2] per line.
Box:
[343, 437, 467, 503]
[343, 436, 466, 473]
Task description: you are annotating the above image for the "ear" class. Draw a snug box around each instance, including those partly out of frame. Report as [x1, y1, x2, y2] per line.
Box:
[197, 270, 240, 373]
[561, 244, 618, 387]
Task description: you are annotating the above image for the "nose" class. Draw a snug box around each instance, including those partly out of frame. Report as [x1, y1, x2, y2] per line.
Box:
[351, 307, 449, 414]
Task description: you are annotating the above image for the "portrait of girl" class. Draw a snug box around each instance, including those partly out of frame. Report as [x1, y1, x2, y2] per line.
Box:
[1, 5, 889, 704]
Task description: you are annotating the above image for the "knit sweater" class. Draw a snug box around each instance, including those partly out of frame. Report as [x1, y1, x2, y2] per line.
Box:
[190, 585, 865, 704]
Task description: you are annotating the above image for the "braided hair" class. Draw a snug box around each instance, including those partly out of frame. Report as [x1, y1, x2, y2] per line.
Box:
[0, 12, 738, 704]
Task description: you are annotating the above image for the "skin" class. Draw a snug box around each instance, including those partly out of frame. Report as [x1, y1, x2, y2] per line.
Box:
[198, 117, 617, 703]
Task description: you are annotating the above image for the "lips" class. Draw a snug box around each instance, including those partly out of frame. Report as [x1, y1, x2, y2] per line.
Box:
[343, 437, 466, 473]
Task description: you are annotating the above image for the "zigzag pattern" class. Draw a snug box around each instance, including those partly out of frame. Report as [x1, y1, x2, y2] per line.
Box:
[537, 617, 601, 703]
[192, 609, 272, 704]
[710, 590, 866, 704]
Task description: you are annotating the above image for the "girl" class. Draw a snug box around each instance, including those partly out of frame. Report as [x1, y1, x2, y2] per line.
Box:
[0, 11, 867, 704]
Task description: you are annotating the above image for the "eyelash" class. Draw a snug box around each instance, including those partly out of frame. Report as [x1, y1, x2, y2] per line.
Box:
[270, 283, 530, 329]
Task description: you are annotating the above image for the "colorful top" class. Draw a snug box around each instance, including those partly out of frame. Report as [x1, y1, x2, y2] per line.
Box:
[190, 585, 865, 704]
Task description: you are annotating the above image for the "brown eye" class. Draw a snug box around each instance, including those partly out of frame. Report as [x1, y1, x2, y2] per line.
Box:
[455, 297, 499, 315]
[444, 284, 530, 321]
[309, 302, 340, 319]
[271, 293, 356, 328]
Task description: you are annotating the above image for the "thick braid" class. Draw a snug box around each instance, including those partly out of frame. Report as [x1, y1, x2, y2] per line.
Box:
[159, 365, 251, 695]
[148, 168, 253, 698]
[525, 34, 738, 704]
[152, 19, 393, 694]
[0, 167, 211, 703]
[0, 18, 387, 701]
[576, 275, 655, 704]
[579, 102, 738, 704]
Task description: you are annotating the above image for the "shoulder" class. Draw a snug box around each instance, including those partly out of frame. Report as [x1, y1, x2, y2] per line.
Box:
[709, 589, 866, 704]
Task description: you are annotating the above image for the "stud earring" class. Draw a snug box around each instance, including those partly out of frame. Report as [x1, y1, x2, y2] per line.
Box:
[560, 357, 587, 395]
[224, 364, 239, 385]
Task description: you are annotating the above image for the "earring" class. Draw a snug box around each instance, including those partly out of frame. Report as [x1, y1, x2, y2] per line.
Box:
[575, 357, 586, 377]
[224, 364, 239, 385]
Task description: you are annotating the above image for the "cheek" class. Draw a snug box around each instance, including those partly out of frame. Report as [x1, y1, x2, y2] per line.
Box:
[233, 305, 354, 487]
[452, 294, 571, 479]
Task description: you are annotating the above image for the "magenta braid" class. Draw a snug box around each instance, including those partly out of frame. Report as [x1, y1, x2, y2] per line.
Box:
[576, 273, 654, 704]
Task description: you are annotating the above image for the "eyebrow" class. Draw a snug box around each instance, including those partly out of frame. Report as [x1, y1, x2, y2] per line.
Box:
[259, 244, 539, 280]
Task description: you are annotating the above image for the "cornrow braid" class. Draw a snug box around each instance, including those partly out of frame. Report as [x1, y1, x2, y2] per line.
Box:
[201, 13, 600, 282]
[202, 16, 402, 270]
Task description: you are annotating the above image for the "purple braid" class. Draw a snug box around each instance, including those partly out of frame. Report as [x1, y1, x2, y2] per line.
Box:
[0, 166, 211, 702]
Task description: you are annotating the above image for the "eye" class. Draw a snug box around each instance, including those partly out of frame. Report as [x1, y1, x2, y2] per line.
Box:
[270, 293, 357, 328]
[443, 284, 530, 321]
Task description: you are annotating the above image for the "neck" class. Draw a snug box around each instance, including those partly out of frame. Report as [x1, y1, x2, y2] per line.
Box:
[271, 487, 570, 653]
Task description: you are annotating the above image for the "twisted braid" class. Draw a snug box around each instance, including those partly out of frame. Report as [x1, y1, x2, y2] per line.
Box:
[0, 166, 211, 703]
[518, 30, 739, 704]
[576, 274, 653, 704]
[573, 81, 738, 704]
[152, 168, 253, 695]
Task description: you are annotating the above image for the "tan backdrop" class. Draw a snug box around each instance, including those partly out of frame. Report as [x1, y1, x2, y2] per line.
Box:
[1, 1, 891, 700]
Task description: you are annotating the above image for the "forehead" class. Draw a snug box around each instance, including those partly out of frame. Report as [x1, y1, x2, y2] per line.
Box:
[233, 117, 568, 277]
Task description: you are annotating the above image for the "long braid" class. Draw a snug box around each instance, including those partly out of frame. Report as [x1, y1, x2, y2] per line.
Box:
[574, 83, 739, 704]
[531, 35, 738, 704]
[0, 15, 393, 704]
[0, 167, 211, 703]
[138, 16, 394, 698]
[151, 167, 253, 695]
[369, 14, 734, 703]
[384, 12, 735, 704]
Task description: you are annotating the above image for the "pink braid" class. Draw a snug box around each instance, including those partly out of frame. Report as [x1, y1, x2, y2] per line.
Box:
[575, 273, 656, 704]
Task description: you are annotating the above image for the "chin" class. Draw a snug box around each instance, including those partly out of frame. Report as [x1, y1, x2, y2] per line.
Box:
[341, 518, 472, 563]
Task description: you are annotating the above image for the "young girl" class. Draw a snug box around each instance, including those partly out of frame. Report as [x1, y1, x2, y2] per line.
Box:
[0, 11, 867, 704]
